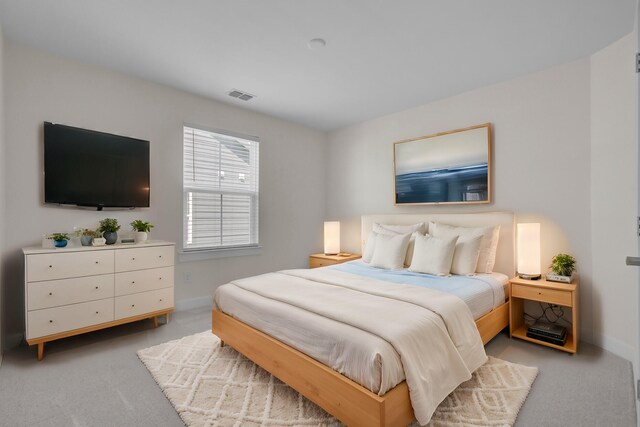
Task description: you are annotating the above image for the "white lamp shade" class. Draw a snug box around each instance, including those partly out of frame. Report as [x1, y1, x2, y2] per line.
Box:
[324, 221, 340, 255]
[517, 223, 541, 276]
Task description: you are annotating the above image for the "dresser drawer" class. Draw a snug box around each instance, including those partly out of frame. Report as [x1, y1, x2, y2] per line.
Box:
[27, 298, 114, 339]
[115, 246, 174, 272]
[27, 251, 114, 282]
[114, 287, 174, 320]
[27, 274, 114, 311]
[511, 284, 572, 306]
[115, 267, 174, 296]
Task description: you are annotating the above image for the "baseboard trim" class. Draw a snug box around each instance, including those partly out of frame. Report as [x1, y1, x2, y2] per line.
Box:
[583, 331, 635, 363]
[175, 296, 212, 311]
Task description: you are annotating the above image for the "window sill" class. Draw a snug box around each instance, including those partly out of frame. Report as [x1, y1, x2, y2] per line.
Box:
[178, 245, 262, 262]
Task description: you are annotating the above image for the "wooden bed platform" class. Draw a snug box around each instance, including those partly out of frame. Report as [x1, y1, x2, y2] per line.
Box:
[211, 300, 509, 427]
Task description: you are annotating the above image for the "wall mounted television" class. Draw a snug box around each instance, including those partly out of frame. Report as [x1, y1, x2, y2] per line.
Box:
[44, 122, 150, 210]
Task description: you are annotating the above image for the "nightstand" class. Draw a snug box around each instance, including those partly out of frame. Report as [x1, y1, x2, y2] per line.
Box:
[309, 253, 361, 269]
[509, 276, 579, 354]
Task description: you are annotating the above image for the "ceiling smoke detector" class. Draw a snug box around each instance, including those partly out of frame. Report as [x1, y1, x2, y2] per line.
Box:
[228, 89, 256, 101]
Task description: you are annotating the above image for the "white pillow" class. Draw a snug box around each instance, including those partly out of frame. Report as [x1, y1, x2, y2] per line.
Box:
[409, 234, 459, 276]
[369, 233, 411, 270]
[362, 230, 378, 263]
[450, 234, 483, 275]
[372, 223, 425, 266]
[429, 222, 500, 273]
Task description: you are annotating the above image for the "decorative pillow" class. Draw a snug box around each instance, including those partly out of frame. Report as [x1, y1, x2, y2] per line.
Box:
[429, 222, 500, 273]
[362, 230, 378, 263]
[369, 233, 412, 270]
[408, 234, 459, 276]
[372, 223, 426, 266]
[450, 234, 483, 275]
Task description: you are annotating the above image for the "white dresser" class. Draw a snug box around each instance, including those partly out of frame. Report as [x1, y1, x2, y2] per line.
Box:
[23, 241, 175, 360]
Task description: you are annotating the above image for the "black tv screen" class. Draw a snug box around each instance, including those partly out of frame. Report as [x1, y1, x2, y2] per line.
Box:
[44, 122, 150, 208]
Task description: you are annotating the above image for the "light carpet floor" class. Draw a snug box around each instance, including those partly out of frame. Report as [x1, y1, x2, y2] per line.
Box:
[138, 331, 538, 427]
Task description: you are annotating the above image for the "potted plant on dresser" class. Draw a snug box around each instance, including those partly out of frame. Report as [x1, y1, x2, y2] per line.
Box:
[48, 233, 70, 248]
[75, 228, 102, 246]
[131, 220, 154, 244]
[98, 218, 121, 245]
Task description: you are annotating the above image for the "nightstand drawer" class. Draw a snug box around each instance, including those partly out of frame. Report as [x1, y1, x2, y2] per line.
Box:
[310, 258, 337, 268]
[512, 284, 572, 306]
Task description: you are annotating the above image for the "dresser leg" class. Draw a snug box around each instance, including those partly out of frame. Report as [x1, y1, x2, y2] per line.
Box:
[37, 343, 44, 361]
[153, 316, 159, 328]
[220, 340, 225, 348]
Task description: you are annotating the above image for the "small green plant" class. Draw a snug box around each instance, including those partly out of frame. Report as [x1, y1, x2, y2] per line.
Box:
[98, 218, 121, 233]
[131, 220, 154, 233]
[47, 233, 69, 242]
[75, 228, 102, 238]
[550, 253, 576, 276]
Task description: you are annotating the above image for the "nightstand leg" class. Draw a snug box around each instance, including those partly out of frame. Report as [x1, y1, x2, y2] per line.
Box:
[153, 316, 158, 328]
[220, 340, 225, 348]
[37, 342, 44, 361]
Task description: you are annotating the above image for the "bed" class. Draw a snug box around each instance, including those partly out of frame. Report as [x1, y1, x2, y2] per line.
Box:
[212, 212, 514, 427]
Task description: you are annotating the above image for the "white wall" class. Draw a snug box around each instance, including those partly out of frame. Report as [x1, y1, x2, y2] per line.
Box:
[1, 42, 327, 349]
[590, 33, 638, 362]
[326, 59, 596, 343]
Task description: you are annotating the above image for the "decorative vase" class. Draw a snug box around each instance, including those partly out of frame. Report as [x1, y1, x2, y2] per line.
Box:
[92, 237, 106, 246]
[103, 231, 118, 245]
[54, 240, 68, 248]
[80, 236, 93, 246]
[135, 231, 148, 244]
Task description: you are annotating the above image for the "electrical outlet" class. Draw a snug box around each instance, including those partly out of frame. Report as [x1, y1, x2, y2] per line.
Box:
[184, 272, 192, 284]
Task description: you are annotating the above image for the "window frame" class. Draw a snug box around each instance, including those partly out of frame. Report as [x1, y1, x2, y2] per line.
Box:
[180, 123, 260, 258]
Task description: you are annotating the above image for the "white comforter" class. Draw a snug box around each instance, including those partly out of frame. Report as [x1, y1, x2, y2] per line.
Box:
[216, 268, 487, 425]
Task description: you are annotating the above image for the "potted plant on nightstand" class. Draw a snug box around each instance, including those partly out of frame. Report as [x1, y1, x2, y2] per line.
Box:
[98, 218, 121, 245]
[546, 253, 577, 283]
[48, 233, 70, 248]
[75, 228, 102, 246]
[131, 220, 154, 244]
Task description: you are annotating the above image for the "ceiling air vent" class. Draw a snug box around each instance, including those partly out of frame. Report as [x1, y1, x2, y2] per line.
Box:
[228, 89, 256, 101]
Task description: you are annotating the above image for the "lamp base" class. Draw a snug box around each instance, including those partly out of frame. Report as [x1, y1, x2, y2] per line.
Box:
[324, 252, 339, 256]
[518, 273, 542, 280]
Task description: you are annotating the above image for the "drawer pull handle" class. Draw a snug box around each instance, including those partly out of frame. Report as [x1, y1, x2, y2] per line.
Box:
[132, 258, 136, 261]
[48, 292, 52, 296]
[538, 292, 542, 295]
[160, 299, 163, 302]
[159, 277, 162, 280]
[49, 265, 52, 268]
[131, 304, 135, 307]
[132, 281, 136, 284]
[95, 261, 99, 264]
[49, 320, 53, 323]
[95, 311, 99, 314]
[95, 286, 99, 290]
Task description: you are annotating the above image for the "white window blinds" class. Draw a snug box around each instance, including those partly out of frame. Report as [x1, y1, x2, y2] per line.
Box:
[183, 125, 259, 251]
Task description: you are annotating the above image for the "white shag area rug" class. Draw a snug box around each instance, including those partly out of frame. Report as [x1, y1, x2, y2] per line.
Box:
[138, 331, 537, 427]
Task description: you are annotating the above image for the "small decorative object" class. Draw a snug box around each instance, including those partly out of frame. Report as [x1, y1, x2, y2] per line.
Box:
[516, 223, 541, 280]
[75, 228, 101, 246]
[324, 221, 340, 255]
[394, 123, 491, 204]
[92, 237, 106, 246]
[98, 218, 121, 245]
[546, 253, 576, 283]
[48, 233, 70, 248]
[131, 219, 154, 244]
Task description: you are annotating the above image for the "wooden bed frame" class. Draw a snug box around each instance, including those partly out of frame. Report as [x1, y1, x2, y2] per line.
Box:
[213, 212, 514, 426]
[212, 300, 509, 427]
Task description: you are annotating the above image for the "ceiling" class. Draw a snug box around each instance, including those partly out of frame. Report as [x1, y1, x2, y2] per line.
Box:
[0, 1, 635, 130]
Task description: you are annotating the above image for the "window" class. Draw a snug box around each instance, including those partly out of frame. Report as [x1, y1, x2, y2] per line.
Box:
[183, 125, 259, 252]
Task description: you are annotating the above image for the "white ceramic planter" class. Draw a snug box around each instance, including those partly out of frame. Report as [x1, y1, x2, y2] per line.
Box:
[135, 231, 148, 244]
[92, 238, 106, 246]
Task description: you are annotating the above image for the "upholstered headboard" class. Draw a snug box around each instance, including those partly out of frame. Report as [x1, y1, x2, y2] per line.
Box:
[361, 212, 515, 277]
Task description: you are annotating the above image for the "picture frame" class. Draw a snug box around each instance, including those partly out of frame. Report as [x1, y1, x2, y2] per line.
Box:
[393, 123, 492, 205]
